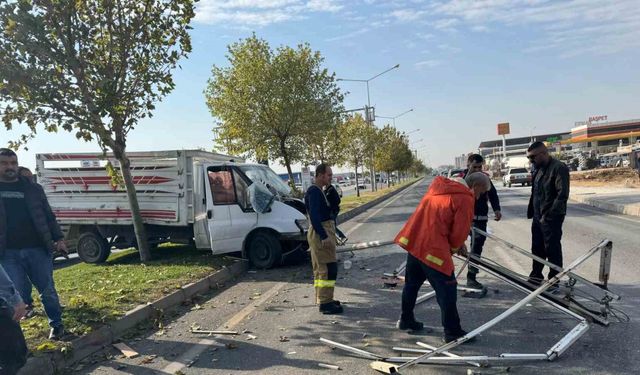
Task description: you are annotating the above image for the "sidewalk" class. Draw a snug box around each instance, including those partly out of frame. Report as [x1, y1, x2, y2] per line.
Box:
[570, 185, 640, 217]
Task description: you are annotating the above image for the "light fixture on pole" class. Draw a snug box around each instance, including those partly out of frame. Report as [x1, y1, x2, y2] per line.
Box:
[337, 64, 400, 191]
[377, 108, 414, 127]
[337, 64, 400, 124]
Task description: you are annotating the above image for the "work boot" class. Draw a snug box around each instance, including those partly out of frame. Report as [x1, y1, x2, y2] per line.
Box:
[443, 330, 477, 344]
[332, 300, 341, 306]
[466, 273, 484, 290]
[396, 319, 425, 332]
[49, 325, 65, 341]
[319, 302, 343, 315]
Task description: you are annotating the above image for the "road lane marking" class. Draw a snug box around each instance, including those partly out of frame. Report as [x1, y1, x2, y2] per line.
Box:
[345, 180, 424, 236]
[161, 281, 288, 374]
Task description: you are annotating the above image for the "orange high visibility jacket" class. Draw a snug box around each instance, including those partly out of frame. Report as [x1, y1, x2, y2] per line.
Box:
[395, 176, 475, 276]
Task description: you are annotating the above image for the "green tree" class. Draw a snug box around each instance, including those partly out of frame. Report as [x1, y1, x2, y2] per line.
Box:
[0, 0, 196, 262]
[204, 35, 344, 186]
[341, 114, 375, 197]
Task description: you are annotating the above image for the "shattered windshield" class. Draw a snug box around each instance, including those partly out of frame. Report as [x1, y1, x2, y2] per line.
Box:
[239, 165, 292, 197]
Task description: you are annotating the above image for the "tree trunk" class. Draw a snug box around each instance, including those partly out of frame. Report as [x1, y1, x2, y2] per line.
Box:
[354, 165, 360, 197]
[117, 151, 151, 262]
[281, 141, 295, 190]
[370, 157, 376, 192]
[387, 170, 392, 188]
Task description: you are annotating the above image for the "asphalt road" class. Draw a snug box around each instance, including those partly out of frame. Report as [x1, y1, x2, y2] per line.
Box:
[79, 178, 639, 374]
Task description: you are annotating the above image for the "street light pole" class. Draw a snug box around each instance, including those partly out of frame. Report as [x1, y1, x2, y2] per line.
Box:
[378, 108, 414, 127]
[337, 64, 400, 191]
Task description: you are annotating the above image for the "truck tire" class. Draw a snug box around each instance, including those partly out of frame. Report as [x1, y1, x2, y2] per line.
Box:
[77, 232, 111, 264]
[247, 232, 282, 269]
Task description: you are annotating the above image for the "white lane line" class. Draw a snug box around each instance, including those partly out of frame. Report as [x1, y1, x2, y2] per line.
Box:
[345, 181, 423, 237]
[161, 281, 287, 374]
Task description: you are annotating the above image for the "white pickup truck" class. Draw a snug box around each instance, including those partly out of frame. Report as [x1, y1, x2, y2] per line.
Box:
[36, 150, 308, 268]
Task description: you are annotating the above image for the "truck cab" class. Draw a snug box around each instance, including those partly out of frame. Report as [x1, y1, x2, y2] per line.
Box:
[194, 162, 308, 268]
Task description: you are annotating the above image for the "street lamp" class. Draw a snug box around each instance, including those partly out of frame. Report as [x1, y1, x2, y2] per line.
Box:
[377, 108, 414, 127]
[337, 64, 400, 191]
[410, 138, 424, 146]
[337, 64, 400, 122]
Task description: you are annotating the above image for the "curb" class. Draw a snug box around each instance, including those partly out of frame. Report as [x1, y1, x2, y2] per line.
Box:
[337, 178, 423, 224]
[569, 194, 640, 217]
[18, 260, 248, 375]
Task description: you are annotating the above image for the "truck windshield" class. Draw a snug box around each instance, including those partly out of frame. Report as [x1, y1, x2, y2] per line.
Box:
[511, 168, 528, 174]
[239, 165, 292, 197]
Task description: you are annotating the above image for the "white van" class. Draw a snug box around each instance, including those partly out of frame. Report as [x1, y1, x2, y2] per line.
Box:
[36, 150, 308, 268]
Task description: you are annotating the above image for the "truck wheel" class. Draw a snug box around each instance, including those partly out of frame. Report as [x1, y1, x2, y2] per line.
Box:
[248, 232, 282, 269]
[77, 232, 111, 264]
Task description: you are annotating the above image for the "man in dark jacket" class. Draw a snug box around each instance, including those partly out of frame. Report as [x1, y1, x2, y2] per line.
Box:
[305, 164, 342, 315]
[0, 148, 67, 340]
[526, 142, 570, 289]
[462, 154, 501, 289]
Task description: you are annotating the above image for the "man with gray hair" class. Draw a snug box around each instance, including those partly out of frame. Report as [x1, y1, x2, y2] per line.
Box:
[395, 172, 491, 343]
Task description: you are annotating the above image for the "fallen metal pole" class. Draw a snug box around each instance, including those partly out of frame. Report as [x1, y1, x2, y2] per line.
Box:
[415, 341, 482, 367]
[319, 338, 382, 360]
[473, 228, 619, 300]
[336, 240, 395, 253]
[382, 240, 610, 373]
[462, 254, 609, 326]
[546, 320, 590, 360]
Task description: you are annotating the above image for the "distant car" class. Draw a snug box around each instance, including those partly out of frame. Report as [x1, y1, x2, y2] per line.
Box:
[447, 168, 465, 178]
[503, 168, 531, 187]
[357, 183, 367, 190]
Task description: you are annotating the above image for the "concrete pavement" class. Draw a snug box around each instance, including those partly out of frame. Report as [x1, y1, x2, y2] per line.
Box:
[79, 178, 638, 375]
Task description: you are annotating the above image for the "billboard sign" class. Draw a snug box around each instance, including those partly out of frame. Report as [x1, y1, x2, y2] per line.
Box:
[497, 122, 510, 135]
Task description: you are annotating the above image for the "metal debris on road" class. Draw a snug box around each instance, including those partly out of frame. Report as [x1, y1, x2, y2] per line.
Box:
[191, 328, 239, 335]
[318, 363, 341, 370]
[246, 334, 258, 340]
[279, 336, 290, 342]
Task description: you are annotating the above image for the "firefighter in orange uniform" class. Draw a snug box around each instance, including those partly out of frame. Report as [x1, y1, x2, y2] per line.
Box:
[395, 173, 491, 343]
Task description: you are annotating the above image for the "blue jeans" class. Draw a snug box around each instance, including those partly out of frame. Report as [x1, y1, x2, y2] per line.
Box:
[0, 247, 63, 328]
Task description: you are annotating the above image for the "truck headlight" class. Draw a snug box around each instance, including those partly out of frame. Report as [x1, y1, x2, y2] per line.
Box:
[295, 219, 309, 233]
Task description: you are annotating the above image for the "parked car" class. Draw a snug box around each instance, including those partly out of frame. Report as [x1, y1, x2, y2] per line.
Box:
[503, 167, 532, 187]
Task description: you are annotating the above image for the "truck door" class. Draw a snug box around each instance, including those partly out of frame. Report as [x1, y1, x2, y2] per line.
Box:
[205, 166, 256, 254]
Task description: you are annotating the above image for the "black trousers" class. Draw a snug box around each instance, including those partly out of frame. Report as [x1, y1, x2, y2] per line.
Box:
[0, 306, 28, 375]
[468, 220, 487, 275]
[401, 253, 462, 336]
[530, 216, 565, 280]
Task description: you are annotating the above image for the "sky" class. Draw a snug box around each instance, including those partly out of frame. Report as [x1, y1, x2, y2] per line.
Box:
[4, 0, 640, 173]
